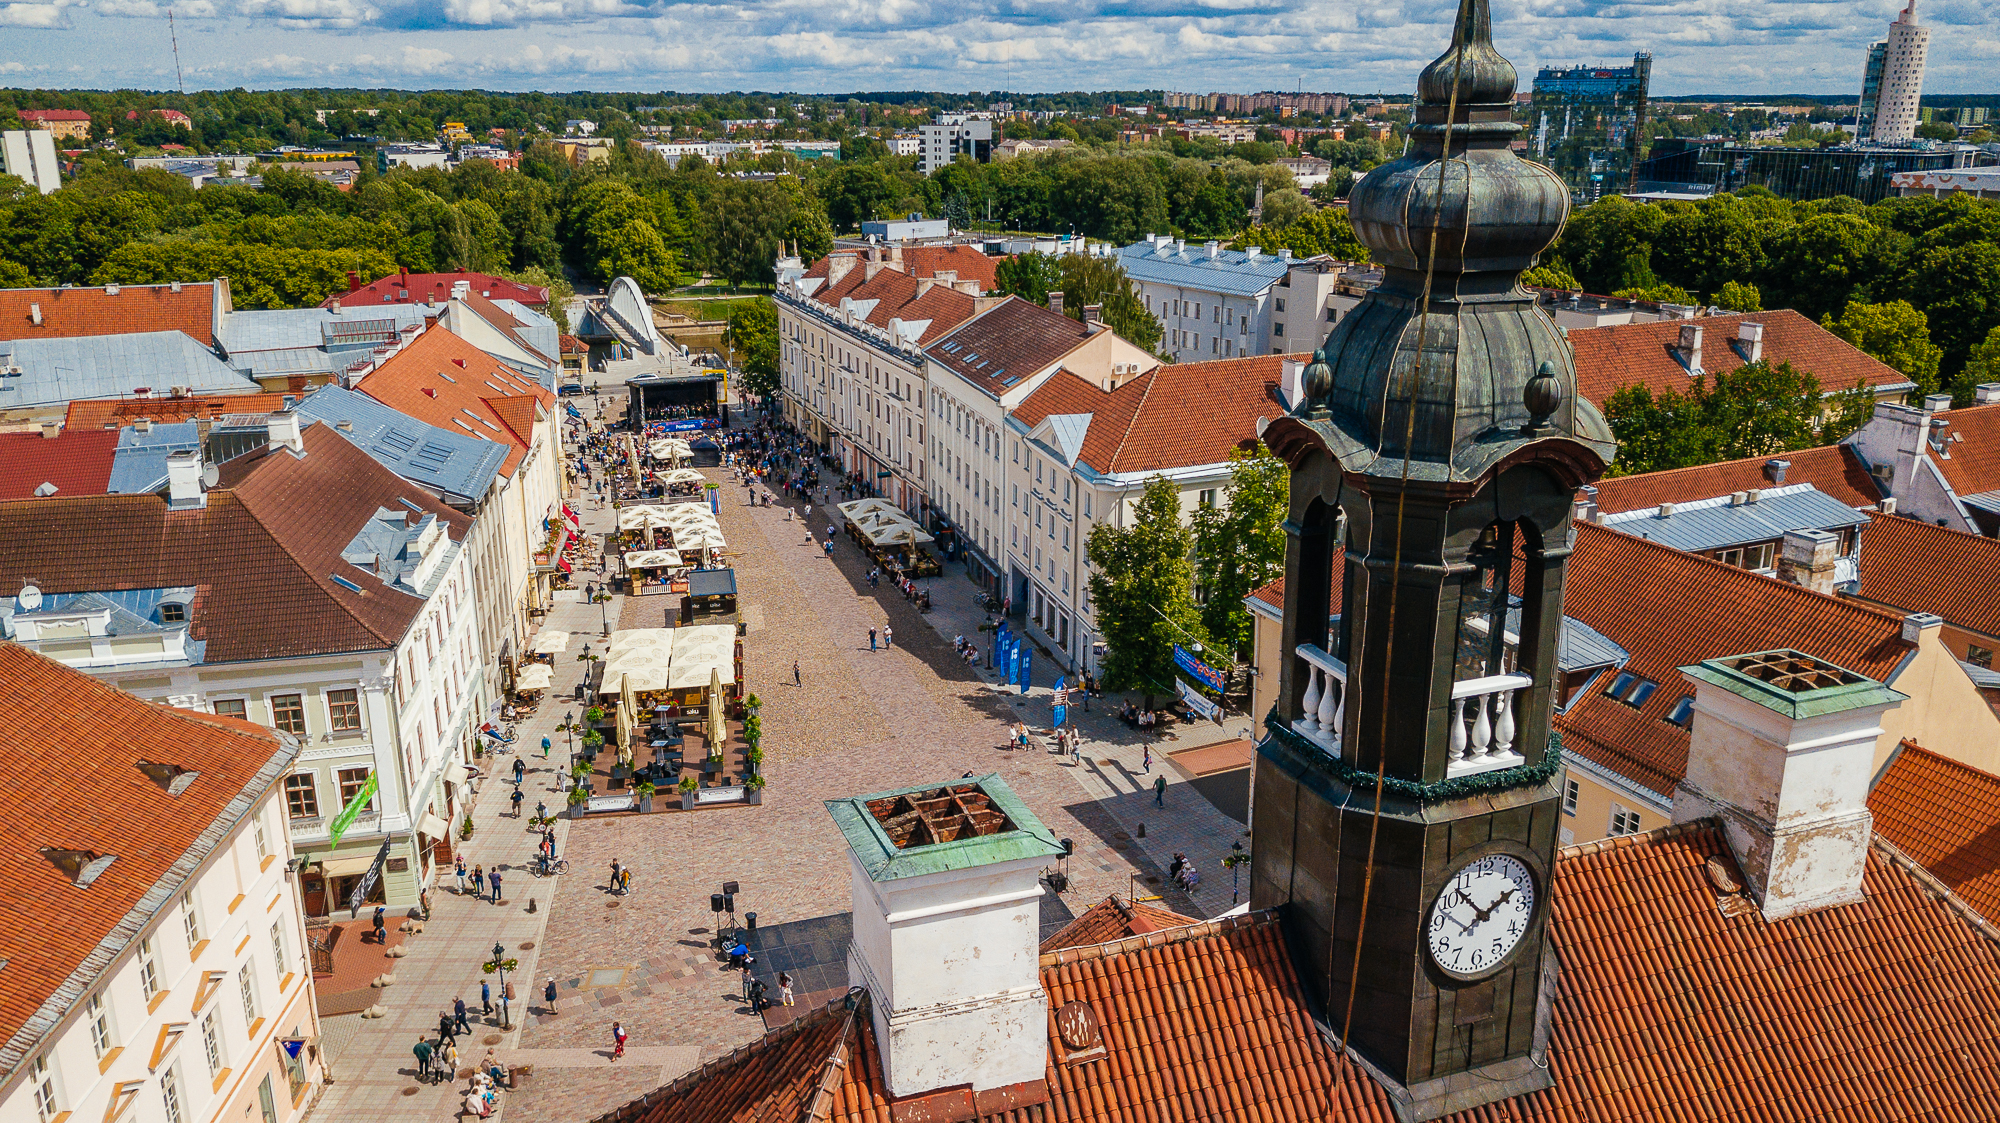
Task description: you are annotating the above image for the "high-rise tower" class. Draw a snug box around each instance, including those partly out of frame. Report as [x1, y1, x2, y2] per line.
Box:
[1249, 0, 1614, 1117]
[1866, 0, 1929, 142]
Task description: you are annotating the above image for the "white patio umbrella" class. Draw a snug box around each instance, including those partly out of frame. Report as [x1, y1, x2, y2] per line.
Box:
[530, 630, 570, 654]
[515, 664, 555, 690]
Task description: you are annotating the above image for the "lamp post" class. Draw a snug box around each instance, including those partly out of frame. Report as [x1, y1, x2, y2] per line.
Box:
[1226, 842, 1249, 906]
[487, 942, 515, 1029]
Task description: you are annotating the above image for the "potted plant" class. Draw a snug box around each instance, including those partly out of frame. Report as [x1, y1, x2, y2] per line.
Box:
[586, 706, 606, 725]
[459, 813, 475, 841]
[634, 780, 657, 813]
[746, 744, 764, 777]
[744, 773, 765, 806]
[566, 787, 590, 819]
[677, 774, 699, 811]
[581, 731, 603, 760]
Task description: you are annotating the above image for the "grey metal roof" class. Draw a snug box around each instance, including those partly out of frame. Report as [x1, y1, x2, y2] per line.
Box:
[0, 588, 207, 665]
[1599, 483, 1869, 554]
[109, 421, 204, 494]
[1113, 241, 1292, 297]
[1959, 489, 2000, 516]
[294, 386, 506, 503]
[217, 305, 427, 355]
[0, 331, 258, 409]
[495, 300, 561, 364]
[1960, 660, 2000, 690]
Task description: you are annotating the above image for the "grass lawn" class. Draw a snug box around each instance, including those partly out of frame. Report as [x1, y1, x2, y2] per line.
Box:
[653, 295, 771, 323]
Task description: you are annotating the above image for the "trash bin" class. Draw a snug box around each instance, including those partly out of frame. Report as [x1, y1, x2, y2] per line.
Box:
[745, 911, 757, 931]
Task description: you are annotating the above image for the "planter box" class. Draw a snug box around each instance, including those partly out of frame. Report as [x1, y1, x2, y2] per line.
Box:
[637, 796, 655, 814]
[745, 787, 763, 806]
[680, 791, 698, 811]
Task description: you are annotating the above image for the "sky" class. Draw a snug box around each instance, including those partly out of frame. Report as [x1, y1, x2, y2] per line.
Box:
[0, 0, 1994, 98]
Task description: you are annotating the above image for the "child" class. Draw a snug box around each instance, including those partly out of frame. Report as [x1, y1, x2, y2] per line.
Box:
[778, 972, 796, 1007]
[611, 1021, 628, 1061]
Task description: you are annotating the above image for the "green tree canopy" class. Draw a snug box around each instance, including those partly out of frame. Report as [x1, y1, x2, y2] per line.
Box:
[1086, 476, 1208, 695]
[1821, 299, 1943, 399]
[1190, 445, 1289, 657]
[1713, 280, 1763, 312]
[1604, 360, 1871, 476]
[728, 298, 780, 399]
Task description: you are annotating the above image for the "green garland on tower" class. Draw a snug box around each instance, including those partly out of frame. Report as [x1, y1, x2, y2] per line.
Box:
[1263, 710, 1565, 803]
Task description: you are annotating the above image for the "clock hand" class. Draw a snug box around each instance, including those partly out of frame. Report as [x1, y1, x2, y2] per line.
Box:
[1469, 887, 1517, 927]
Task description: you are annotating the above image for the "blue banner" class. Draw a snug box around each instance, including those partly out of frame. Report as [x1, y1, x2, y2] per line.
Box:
[1007, 638, 1020, 688]
[992, 621, 1009, 671]
[1174, 644, 1228, 692]
[1019, 645, 1032, 694]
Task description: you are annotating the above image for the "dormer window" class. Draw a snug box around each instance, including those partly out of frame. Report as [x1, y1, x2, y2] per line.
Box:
[161, 603, 186, 623]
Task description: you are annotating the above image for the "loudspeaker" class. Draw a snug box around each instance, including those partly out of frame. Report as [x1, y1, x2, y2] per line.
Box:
[710, 893, 726, 913]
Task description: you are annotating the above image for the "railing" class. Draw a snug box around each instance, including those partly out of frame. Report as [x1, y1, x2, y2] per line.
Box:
[1294, 645, 1346, 757]
[1448, 674, 1533, 777]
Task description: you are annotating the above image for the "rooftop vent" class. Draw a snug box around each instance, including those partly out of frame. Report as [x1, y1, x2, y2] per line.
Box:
[136, 760, 201, 796]
[1656, 501, 1675, 519]
[41, 848, 118, 889]
[1764, 458, 1789, 484]
[33, 481, 57, 497]
[1721, 649, 1861, 693]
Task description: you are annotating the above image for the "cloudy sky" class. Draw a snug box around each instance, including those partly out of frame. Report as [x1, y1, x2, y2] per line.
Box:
[1, 0, 1993, 97]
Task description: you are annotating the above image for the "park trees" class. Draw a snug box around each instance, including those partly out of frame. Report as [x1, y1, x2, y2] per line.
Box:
[1603, 360, 1872, 476]
[727, 299, 780, 399]
[1086, 476, 1208, 695]
[1190, 445, 1289, 658]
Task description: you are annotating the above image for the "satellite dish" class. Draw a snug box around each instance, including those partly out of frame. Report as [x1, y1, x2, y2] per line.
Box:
[18, 584, 42, 611]
[202, 464, 220, 488]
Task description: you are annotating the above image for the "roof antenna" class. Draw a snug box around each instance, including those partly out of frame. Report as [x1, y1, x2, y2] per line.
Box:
[169, 8, 186, 95]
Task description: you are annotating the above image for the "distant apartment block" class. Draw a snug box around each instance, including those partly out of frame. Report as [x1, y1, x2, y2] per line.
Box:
[918, 114, 993, 175]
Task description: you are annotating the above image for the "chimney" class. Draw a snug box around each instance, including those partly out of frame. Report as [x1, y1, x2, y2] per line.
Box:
[1656, 501, 1675, 519]
[1900, 611, 1942, 645]
[1082, 304, 1102, 325]
[1280, 357, 1305, 408]
[38, 421, 59, 439]
[1175, 237, 1187, 254]
[829, 775, 1063, 1102]
[825, 253, 859, 288]
[1735, 319, 1763, 364]
[1776, 528, 1840, 593]
[889, 242, 902, 265]
[133, 418, 152, 434]
[1575, 484, 1598, 523]
[1975, 383, 2000, 405]
[1676, 323, 1703, 374]
[1764, 458, 1789, 484]
[1244, 246, 1261, 262]
[267, 411, 304, 454]
[451, 280, 472, 301]
[169, 280, 181, 293]
[329, 297, 342, 314]
[1048, 291, 1064, 318]
[336, 419, 354, 432]
[864, 259, 888, 282]
[166, 450, 205, 510]
[1672, 650, 1904, 922]
[1206, 240, 1220, 259]
[1923, 392, 1952, 413]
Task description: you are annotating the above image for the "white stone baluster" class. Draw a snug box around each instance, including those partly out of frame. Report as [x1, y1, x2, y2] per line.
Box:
[1300, 665, 1323, 735]
[1469, 694, 1493, 758]
[1447, 673, 1534, 776]
[1491, 687, 1517, 757]
[1449, 697, 1468, 762]
[1318, 674, 1340, 747]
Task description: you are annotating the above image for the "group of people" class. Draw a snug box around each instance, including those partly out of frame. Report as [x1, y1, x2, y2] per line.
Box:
[452, 858, 504, 904]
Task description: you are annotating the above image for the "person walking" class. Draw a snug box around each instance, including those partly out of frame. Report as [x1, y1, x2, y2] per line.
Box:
[455, 857, 468, 895]
[471, 865, 485, 897]
[541, 735, 552, 759]
[793, 660, 802, 687]
[1153, 774, 1168, 807]
[481, 980, 493, 1017]
[1142, 745, 1153, 774]
[440, 1040, 461, 1082]
[437, 1011, 458, 1050]
[413, 1037, 435, 1083]
[511, 788, 524, 817]
[488, 869, 503, 904]
[869, 627, 877, 651]
[610, 1021, 628, 1061]
[778, 972, 796, 1007]
[883, 624, 893, 650]
[609, 859, 622, 894]
[453, 997, 471, 1036]
[513, 757, 526, 786]
[544, 978, 560, 1016]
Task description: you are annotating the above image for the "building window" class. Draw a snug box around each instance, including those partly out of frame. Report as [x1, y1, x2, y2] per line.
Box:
[1604, 672, 1656, 708]
[284, 774, 319, 819]
[1968, 645, 1994, 669]
[1273, 322, 1285, 337]
[1562, 778, 1579, 815]
[1609, 807, 1643, 837]
[238, 965, 259, 1025]
[86, 993, 112, 1057]
[139, 936, 160, 1000]
[1666, 695, 1696, 727]
[253, 813, 269, 861]
[1715, 542, 1775, 571]
[1199, 489, 1217, 507]
[1275, 298, 1286, 313]
[181, 889, 202, 950]
[161, 1065, 185, 1123]
[29, 1054, 59, 1123]
[201, 1010, 224, 1075]
[213, 698, 248, 721]
[270, 921, 286, 970]
[161, 602, 186, 623]
[269, 694, 306, 735]
[327, 689, 362, 732]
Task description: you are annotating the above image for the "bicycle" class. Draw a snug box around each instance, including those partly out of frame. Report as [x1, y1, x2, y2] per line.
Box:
[532, 858, 571, 878]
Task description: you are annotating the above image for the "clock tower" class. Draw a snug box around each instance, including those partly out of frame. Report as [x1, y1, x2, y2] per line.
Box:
[1249, 0, 1614, 1118]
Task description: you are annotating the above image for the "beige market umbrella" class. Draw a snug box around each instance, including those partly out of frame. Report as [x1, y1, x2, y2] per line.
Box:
[618, 673, 637, 767]
[707, 667, 726, 762]
[515, 664, 555, 690]
[530, 629, 570, 654]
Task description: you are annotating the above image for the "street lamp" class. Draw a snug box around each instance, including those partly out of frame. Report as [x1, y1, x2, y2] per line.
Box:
[1225, 842, 1249, 906]
[486, 942, 516, 1029]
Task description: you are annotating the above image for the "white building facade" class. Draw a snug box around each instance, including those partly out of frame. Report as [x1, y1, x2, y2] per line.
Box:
[1114, 238, 1351, 362]
[1870, 0, 1930, 143]
[918, 114, 994, 175]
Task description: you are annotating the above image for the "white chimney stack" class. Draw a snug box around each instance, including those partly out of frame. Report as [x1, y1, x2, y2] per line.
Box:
[829, 776, 1063, 1103]
[451, 279, 472, 301]
[1735, 320, 1764, 364]
[1923, 392, 1953, 414]
[1676, 323, 1704, 374]
[1673, 650, 1905, 922]
[267, 411, 304, 454]
[1975, 383, 2000, 405]
[166, 450, 205, 509]
[1280, 357, 1305, 409]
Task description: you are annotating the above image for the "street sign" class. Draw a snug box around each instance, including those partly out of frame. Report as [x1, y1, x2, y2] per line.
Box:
[325, 772, 379, 850]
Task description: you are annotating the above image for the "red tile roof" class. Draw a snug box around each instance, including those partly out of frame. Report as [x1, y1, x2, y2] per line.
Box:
[65, 393, 297, 430]
[1851, 511, 2000, 640]
[18, 109, 92, 122]
[1557, 521, 1912, 796]
[929, 297, 1097, 399]
[1248, 576, 1285, 613]
[559, 334, 588, 355]
[1012, 353, 1289, 475]
[0, 645, 293, 1062]
[1929, 402, 2000, 499]
[0, 423, 471, 663]
[0, 428, 118, 498]
[326, 269, 548, 309]
[0, 281, 220, 347]
[1038, 894, 1196, 952]
[357, 325, 551, 477]
[804, 264, 978, 349]
[1568, 310, 1906, 409]
[804, 244, 1002, 289]
[1870, 740, 2000, 923]
[601, 822, 2000, 1121]
[1591, 443, 1881, 514]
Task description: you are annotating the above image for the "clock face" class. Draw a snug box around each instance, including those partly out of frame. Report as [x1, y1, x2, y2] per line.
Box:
[1427, 853, 1536, 980]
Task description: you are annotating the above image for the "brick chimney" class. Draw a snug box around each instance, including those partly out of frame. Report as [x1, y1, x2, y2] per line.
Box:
[346, 270, 362, 293]
[1776, 529, 1840, 593]
[1082, 304, 1102, 325]
[829, 775, 1063, 1105]
[1672, 650, 1905, 921]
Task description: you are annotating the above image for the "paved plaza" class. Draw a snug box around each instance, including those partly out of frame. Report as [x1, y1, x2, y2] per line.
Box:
[306, 409, 1251, 1123]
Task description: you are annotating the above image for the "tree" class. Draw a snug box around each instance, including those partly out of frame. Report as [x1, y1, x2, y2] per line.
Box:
[1086, 476, 1208, 695]
[1521, 262, 1578, 290]
[599, 220, 679, 294]
[502, 265, 575, 335]
[1051, 253, 1163, 357]
[1713, 280, 1762, 312]
[995, 252, 1060, 306]
[1236, 208, 1367, 262]
[1611, 282, 1695, 305]
[1603, 360, 1869, 475]
[1915, 121, 1959, 142]
[1947, 324, 2000, 406]
[727, 298, 780, 399]
[1821, 299, 1943, 399]
[1190, 445, 1289, 657]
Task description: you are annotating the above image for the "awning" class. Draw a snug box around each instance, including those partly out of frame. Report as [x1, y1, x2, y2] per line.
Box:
[445, 760, 470, 786]
[624, 549, 684, 569]
[417, 812, 448, 840]
[317, 855, 378, 878]
[516, 664, 555, 690]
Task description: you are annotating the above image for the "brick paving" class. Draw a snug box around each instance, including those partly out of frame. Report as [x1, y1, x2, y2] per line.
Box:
[316, 408, 1253, 1123]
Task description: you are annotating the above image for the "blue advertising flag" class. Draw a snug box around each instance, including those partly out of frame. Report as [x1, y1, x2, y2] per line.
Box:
[1173, 645, 1229, 692]
[1007, 639, 1021, 688]
[1020, 645, 1032, 694]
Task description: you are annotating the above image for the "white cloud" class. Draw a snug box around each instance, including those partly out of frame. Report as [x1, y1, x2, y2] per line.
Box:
[0, 0, 80, 28]
[237, 0, 380, 27]
[92, 0, 219, 16]
[352, 44, 458, 72]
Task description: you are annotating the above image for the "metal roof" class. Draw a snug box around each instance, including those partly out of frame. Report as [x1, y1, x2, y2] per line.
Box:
[1113, 240, 1292, 297]
[1599, 483, 1868, 554]
[0, 331, 258, 409]
[109, 421, 203, 494]
[294, 386, 507, 503]
[218, 305, 427, 355]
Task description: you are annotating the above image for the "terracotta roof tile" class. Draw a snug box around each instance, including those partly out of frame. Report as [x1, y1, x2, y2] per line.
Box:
[0, 646, 293, 1062]
[1039, 895, 1197, 952]
[1557, 521, 1911, 796]
[356, 325, 552, 477]
[1851, 512, 2000, 640]
[19, 109, 93, 122]
[1248, 577, 1285, 613]
[325, 270, 548, 309]
[1591, 444, 1881, 515]
[804, 245, 1001, 289]
[1870, 741, 2000, 923]
[589, 997, 860, 1123]
[1568, 310, 1906, 409]
[0, 282, 219, 347]
[805, 263, 979, 348]
[0, 428, 118, 498]
[65, 392, 296, 430]
[0, 423, 470, 663]
[1928, 403, 2000, 499]
[929, 297, 1094, 399]
[1015, 355, 1287, 476]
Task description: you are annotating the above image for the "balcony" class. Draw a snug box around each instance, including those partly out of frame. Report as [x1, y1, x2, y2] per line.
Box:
[1447, 673, 1532, 777]
[1293, 644, 1345, 757]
